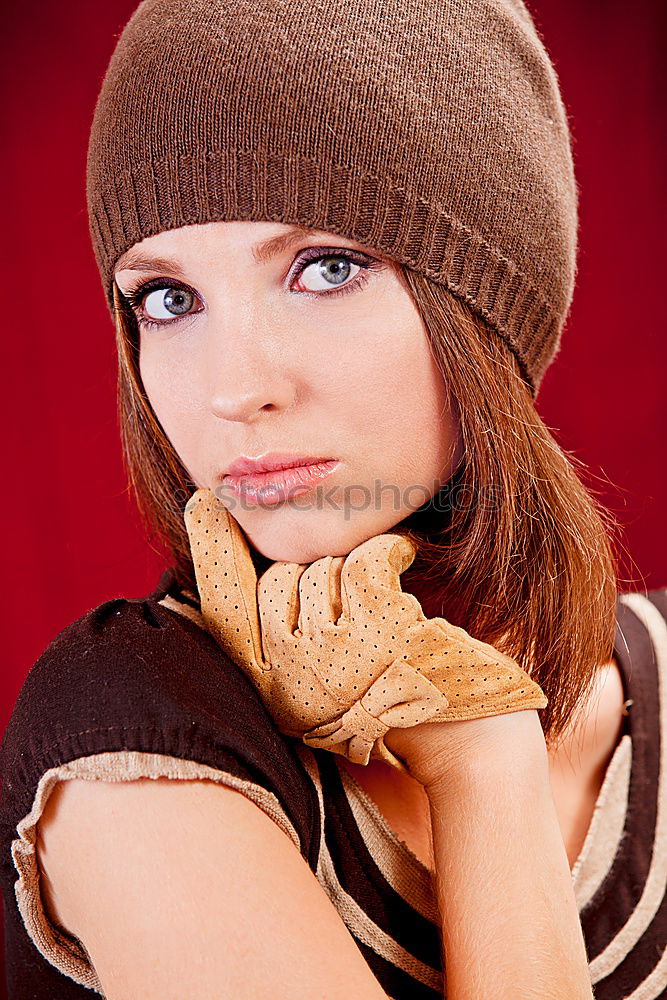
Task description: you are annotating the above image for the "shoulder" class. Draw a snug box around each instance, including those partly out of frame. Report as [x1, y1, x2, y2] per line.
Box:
[640, 584, 667, 640]
[0, 574, 322, 994]
[599, 584, 667, 746]
[550, 584, 667, 809]
[616, 585, 667, 690]
[0, 573, 320, 869]
[2, 590, 254, 773]
[3, 578, 282, 761]
[571, 586, 667, 992]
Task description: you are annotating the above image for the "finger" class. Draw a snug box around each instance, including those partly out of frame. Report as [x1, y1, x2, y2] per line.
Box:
[257, 560, 309, 640]
[338, 533, 422, 625]
[184, 489, 265, 670]
[293, 555, 346, 631]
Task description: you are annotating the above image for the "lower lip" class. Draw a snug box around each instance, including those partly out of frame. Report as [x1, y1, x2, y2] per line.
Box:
[221, 460, 340, 506]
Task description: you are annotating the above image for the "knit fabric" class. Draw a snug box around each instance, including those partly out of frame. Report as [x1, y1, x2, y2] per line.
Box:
[85, 0, 579, 396]
[184, 489, 547, 773]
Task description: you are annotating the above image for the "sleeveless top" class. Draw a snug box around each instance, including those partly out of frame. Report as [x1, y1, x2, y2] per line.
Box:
[1, 569, 665, 999]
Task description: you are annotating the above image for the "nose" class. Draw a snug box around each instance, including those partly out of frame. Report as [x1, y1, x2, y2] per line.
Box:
[205, 312, 296, 423]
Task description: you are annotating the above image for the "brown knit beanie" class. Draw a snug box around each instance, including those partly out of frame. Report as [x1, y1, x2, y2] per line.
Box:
[86, 0, 578, 396]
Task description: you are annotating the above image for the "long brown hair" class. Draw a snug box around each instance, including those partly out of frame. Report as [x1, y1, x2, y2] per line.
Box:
[111, 269, 627, 752]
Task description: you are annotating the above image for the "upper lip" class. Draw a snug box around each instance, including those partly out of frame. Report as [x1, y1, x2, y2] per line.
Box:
[223, 453, 336, 478]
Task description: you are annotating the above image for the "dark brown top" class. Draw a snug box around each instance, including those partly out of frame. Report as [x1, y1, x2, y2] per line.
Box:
[1, 570, 665, 998]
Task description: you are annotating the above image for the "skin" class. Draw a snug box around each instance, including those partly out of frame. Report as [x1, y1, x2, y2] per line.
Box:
[114, 218, 625, 873]
[114, 220, 464, 569]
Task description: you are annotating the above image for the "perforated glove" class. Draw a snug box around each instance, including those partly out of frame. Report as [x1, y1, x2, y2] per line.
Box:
[184, 488, 547, 773]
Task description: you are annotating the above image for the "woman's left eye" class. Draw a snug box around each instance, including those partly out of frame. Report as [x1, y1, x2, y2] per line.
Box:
[291, 250, 381, 296]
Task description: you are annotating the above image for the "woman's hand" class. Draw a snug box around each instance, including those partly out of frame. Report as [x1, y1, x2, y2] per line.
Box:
[184, 488, 547, 777]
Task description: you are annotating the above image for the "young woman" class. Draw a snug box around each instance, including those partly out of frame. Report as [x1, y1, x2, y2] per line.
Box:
[1, 1, 665, 998]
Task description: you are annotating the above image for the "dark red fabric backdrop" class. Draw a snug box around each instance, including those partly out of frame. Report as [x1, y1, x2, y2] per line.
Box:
[1, 1, 665, 991]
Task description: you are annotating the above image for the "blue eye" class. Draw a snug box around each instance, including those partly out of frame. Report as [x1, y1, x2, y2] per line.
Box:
[299, 255, 358, 291]
[122, 282, 202, 331]
[119, 247, 385, 332]
[143, 286, 197, 321]
[290, 247, 384, 299]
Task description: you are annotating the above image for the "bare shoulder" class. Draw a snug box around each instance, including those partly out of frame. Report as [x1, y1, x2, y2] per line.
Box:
[588, 656, 627, 769]
[549, 657, 626, 775]
[547, 657, 627, 867]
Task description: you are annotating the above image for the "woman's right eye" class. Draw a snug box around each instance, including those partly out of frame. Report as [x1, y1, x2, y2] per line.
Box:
[124, 282, 202, 330]
[144, 286, 196, 320]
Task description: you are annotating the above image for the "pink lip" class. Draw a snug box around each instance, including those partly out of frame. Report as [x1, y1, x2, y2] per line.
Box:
[224, 452, 334, 477]
[221, 459, 340, 506]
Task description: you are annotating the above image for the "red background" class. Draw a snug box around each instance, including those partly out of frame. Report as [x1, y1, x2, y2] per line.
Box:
[1, 0, 665, 989]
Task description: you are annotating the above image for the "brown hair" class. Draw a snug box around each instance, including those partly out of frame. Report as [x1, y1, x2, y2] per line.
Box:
[111, 271, 624, 753]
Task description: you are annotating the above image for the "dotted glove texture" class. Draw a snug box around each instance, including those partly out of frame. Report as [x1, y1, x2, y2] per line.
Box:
[185, 489, 547, 773]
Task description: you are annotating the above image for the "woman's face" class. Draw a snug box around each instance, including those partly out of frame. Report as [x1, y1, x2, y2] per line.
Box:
[114, 221, 462, 562]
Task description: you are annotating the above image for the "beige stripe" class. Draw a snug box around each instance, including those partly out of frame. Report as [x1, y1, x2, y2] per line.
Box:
[335, 762, 441, 925]
[626, 947, 667, 1000]
[11, 749, 301, 992]
[158, 592, 206, 628]
[571, 734, 632, 909]
[589, 593, 667, 988]
[295, 744, 444, 994]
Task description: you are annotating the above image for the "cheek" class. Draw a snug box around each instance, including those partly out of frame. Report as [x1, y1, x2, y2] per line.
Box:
[139, 337, 199, 416]
[138, 342, 202, 467]
[335, 308, 454, 469]
[139, 349, 175, 430]
[386, 366, 453, 490]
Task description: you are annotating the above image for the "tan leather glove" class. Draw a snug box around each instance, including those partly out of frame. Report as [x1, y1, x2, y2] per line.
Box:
[184, 488, 547, 773]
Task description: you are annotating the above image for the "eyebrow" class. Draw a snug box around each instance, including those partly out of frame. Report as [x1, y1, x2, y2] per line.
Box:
[113, 224, 322, 274]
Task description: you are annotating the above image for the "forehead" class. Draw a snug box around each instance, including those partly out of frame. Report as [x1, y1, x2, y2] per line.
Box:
[113, 222, 386, 275]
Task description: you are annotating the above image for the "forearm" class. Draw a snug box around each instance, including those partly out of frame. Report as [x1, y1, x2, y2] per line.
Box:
[425, 751, 594, 1000]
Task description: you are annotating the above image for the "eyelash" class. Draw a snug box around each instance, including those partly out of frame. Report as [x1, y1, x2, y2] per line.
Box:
[120, 247, 385, 332]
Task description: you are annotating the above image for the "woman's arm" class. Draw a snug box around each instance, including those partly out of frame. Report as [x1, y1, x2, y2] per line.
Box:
[37, 776, 394, 1000]
[386, 710, 594, 1000]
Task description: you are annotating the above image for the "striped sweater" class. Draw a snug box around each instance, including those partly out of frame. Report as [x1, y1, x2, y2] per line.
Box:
[1, 570, 665, 998]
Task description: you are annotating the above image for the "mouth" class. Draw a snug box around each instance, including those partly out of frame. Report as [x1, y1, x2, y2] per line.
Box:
[220, 459, 341, 506]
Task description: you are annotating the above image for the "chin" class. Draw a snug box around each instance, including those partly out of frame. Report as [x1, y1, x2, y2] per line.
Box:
[242, 519, 357, 566]
[244, 515, 406, 568]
